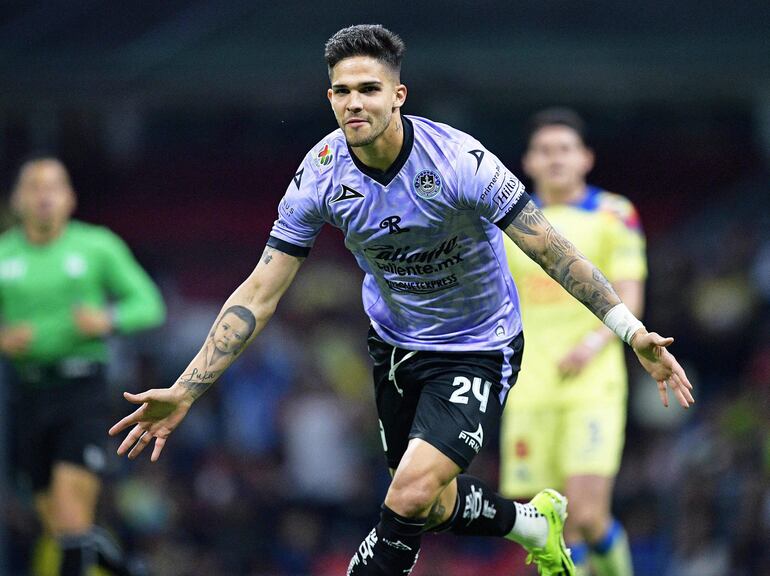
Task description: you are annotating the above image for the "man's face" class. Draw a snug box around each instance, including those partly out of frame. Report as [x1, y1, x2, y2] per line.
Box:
[327, 56, 406, 148]
[523, 125, 594, 191]
[13, 160, 75, 229]
[213, 313, 249, 354]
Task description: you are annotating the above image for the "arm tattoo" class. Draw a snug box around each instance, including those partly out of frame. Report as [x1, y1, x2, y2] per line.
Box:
[506, 200, 620, 319]
[261, 247, 275, 266]
[509, 201, 544, 237]
[177, 376, 216, 400]
[425, 499, 448, 530]
[178, 305, 258, 400]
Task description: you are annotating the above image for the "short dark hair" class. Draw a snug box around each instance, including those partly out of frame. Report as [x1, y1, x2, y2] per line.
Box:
[13, 153, 70, 191]
[527, 108, 588, 145]
[324, 24, 405, 75]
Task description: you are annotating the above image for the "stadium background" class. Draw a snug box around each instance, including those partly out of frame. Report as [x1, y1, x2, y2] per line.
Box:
[0, 1, 768, 574]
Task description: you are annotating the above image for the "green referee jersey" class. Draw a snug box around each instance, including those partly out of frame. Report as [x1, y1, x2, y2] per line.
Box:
[0, 220, 165, 368]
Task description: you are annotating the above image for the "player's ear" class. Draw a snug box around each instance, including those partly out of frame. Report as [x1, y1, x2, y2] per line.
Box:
[581, 147, 595, 175]
[327, 87, 334, 106]
[393, 83, 407, 110]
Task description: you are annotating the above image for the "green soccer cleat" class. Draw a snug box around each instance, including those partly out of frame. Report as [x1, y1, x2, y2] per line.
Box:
[524, 489, 575, 575]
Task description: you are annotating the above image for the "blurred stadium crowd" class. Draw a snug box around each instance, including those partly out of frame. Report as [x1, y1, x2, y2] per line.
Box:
[1, 101, 767, 576]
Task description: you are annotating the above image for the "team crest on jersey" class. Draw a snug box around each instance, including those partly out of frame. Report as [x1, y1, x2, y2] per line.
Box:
[413, 170, 442, 199]
[313, 142, 334, 170]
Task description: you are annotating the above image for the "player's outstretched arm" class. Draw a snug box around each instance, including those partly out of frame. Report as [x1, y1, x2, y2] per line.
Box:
[503, 199, 694, 408]
[504, 200, 620, 318]
[108, 246, 304, 461]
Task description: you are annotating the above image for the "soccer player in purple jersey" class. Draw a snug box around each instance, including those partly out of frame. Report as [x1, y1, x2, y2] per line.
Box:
[109, 25, 693, 576]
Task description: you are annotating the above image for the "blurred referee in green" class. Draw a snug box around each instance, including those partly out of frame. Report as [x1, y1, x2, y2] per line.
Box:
[0, 156, 165, 576]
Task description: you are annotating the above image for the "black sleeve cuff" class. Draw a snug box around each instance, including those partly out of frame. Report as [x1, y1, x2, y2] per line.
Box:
[495, 194, 532, 230]
[266, 235, 311, 258]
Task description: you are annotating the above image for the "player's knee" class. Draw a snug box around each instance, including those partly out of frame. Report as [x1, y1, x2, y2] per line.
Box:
[568, 501, 609, 539]
[385, 473, 445, 518]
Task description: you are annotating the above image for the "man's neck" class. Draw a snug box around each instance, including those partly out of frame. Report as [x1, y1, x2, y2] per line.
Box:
[350, 112, 404, 172]
[23, 222, 66, 245]
[538, 183, 588, 207]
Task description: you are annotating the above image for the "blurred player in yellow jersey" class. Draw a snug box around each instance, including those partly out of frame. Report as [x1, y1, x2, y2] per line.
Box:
[501, 109, 645, 576]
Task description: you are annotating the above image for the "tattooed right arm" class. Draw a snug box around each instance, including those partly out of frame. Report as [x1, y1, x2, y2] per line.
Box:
[171, 245, 305, 403]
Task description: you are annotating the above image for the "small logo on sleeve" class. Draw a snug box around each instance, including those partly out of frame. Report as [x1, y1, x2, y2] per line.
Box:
[314, 143, 334, 168]
[468, 149, 485, 174]
[293, 167, 304, 189]
[413, 170, 442, 199]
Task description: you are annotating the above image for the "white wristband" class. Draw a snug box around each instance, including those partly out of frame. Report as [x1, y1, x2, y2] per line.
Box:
[602, 303, 644, 345]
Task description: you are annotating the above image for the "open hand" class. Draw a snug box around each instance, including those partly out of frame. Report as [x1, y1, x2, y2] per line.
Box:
[558, 339, 602, 378]
[108, 387, 193, 461]
[74, 306, 113, 337]
[631, 330, 694, 408]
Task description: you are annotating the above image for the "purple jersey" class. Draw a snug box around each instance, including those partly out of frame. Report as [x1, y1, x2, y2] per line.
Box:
[269, 115, 529, 352]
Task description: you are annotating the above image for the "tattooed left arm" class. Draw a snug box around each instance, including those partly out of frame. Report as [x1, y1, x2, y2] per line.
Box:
[503, 199, 695, 408]
[503, 199, 621, 320]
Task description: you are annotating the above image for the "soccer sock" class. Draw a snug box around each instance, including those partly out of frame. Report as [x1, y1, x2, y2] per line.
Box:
[58, 533, 97, 576]
[567, 541, 590, 576]
[428, 475, 521, 539]
[590, 519, 634, 576]
[346, 505, 425, 575]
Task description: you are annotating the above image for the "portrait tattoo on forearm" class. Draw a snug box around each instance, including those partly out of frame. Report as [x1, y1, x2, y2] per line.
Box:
[178, 304, 258, 399]
[507, 200, 619, 319]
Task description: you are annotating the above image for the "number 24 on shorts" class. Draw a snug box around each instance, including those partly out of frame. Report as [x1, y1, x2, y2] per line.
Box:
[449, 376, 492, 413]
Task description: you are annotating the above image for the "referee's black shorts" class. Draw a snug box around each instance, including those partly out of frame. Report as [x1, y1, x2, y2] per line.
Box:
[10, 363, 109, 492]
[367, 326, 524, 471]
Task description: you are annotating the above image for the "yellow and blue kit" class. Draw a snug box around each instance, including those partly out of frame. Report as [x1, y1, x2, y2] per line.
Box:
[500, 186, 646, 496]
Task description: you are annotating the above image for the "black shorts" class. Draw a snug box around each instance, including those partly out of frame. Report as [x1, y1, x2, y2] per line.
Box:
[368, 327, 524, 471]
[10, 365, 109, 492]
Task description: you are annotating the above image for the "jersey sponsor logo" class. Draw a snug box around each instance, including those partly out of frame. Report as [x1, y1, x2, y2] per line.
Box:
[313, 142, 334, 170]
[365, 236, 459, 264]
[379, 215, 410, 235]
[384, 275, 458, 294]
[0, 258, 26, 280]
[481, 163, 502, 201]
[365, 236, 464, 294]
[458, 423, 484, 453]
[413, 169, 442, 199]
[293, 167, 304, 189]
[330, 184, 365, 204]
[468, 149, 485, 174]
[493, 174, 524, 211]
